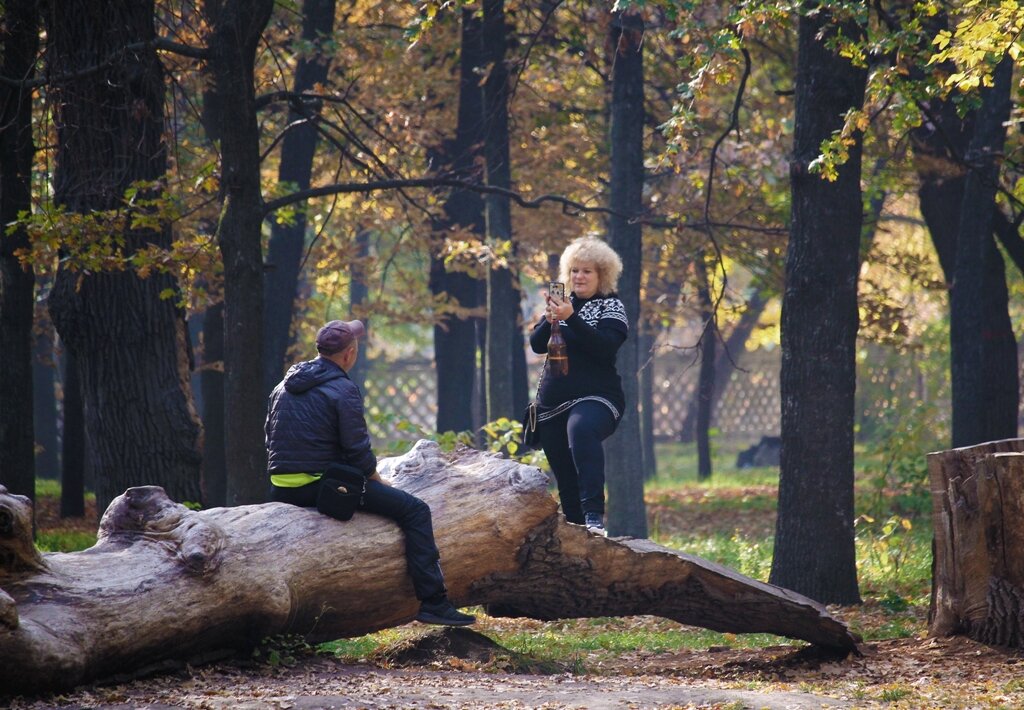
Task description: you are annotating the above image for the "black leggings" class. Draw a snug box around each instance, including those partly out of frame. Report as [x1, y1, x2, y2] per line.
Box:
[270, 475, 447, 602]
[538, 400, 618, 524]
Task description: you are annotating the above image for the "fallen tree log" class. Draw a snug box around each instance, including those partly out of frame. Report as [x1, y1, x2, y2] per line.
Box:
[1, 440, 859, 694]
[929, 437, 1024, 646]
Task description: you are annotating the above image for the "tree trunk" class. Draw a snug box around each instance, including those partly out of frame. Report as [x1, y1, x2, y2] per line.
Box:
[928, 437, 1024, 647]
[639, 329, 657, 479]
[482, 0, 518, 423]
[59, 351, 86, 519]
[0, 440, 860, 694]
[45, 1, 202, 514]
[203, 0, 276, 504]
[262, 0, 338, 396]
[0, 0, 38, 500]
[32, 318, 61, 480]
[604, 10, 648, 537]
[511, 280, 529, 418]
[770, 5, 866, 605]
[430, 8, 486, 434]
[346, 229, 371, 392]
[695, 253, 717, 481]
[912, 37, 1017, 451]
[200, 302, 227, 508]
[949, 56, 1017, 448]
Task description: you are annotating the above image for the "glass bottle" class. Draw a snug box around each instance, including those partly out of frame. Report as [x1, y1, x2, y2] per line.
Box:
[548, 319, 568, 376]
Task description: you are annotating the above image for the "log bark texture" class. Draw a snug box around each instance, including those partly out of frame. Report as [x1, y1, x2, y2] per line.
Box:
[1, 441, 858, 694]
[929, 437, 1024, 646]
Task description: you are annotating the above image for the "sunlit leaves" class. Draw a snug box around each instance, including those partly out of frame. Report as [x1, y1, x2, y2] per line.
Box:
[930, 0, 1024, 90]
[809, 109, 868, 182]
[13, 177, 221, 308]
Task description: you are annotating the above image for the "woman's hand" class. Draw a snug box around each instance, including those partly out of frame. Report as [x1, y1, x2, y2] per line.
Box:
[544, 291, 573, 323]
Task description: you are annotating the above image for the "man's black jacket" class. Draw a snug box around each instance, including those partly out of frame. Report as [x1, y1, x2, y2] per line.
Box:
[265, 356, 376, 477]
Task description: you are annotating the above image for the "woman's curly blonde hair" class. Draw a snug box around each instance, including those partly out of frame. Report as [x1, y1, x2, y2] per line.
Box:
[558, 236, 623, 296]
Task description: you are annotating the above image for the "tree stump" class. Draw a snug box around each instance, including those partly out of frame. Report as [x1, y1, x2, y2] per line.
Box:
[1, 440, 859, 694]
[929, 437, 1024, 646]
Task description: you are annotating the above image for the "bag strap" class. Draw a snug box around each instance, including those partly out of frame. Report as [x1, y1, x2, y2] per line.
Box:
[534, 354, 547, 402]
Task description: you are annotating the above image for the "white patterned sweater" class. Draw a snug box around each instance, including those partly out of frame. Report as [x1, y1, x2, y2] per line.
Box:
[528, 293, 629, 422]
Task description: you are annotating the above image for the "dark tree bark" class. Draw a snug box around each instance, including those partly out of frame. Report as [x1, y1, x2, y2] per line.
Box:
[909, 13, 1017, 451]
[346, 229, 371, 392]
[200, 302, 226, 508]
[44, 1, 202, 513]
[604, 10, 648, 538]
[770, 4, 866, 604]
[481, 0, 519, 423]
[0, 441, 860, 695]
[639, 329, 657, 479]
[262, 0, 338, 396]
[59, 351, 86, 519]
[993, 209, 1024, 277]
[694, 254, 717, 481]
[511, 280, 529, 418]
[202, 0, 276, 504]
[0, 0, 39, 500]
[32, 320, 61, 479]
[948, 57, 1016, 448]
[430, 8, 486, 434]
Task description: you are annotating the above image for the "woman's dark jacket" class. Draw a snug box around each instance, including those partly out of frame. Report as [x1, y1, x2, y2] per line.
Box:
[265, 356, 377, 476]
[529, 293, 628, 421]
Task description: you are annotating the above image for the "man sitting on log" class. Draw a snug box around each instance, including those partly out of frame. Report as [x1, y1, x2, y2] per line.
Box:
[265, 319, 475, 627]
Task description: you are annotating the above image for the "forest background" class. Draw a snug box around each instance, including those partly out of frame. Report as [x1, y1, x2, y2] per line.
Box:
[2, 0, 1024, 614]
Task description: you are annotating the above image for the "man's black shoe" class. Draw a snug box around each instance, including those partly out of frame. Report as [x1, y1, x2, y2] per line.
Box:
[415, 599, 476, 626]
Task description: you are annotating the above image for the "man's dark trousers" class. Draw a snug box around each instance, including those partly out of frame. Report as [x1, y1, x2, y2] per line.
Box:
[270, 476, 447, 602]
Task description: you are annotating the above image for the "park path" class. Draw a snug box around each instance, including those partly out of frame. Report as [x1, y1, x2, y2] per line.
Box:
[10, 658, 851, 710]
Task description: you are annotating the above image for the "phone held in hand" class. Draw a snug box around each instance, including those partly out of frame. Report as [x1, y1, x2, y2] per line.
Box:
[546, 280, 569, 376]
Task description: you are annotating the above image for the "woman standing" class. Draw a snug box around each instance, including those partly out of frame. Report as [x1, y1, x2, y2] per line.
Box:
[529, 236, 628, 535]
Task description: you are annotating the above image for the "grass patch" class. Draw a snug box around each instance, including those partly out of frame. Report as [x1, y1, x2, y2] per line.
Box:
[651, 441, 780, 488]
[35, 478, 64, 498]
[856, 522, 933, 601]
[647, 487, 778, 513]
[322, 615, 796, 676]
[878, 684, 915, 702]
[320, 627, 420, 660]
[35, 529, 97, 552]
[657, 532, 774, 581]
[489, 617, 790, 660]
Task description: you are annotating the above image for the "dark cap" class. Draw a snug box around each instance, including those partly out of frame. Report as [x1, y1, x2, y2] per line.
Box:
[316, 319, 366, 355]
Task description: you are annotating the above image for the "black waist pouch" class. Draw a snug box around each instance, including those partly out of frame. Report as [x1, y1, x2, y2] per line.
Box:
[316, 464, 367, 521]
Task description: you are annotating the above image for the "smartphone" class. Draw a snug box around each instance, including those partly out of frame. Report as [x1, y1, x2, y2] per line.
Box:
[548, 281, 565, 302]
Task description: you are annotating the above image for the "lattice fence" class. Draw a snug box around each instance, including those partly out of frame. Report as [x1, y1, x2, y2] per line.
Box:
[649, 348, 782, 441]
[362, 359, 438, 439]
[363, 344, 1024, 445]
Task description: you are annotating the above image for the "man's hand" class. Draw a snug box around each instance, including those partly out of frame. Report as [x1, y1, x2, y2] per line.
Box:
[367, 471, 391, 486]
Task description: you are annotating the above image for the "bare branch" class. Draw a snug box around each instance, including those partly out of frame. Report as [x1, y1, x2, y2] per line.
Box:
[262, 176, 622, 219]
[0, 37, 206, 89]
[702, 42, 753, 314]
[993, 207, 1024, 277]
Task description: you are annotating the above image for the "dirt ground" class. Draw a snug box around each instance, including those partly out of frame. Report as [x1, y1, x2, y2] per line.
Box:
[7, 619, 1024, 709]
